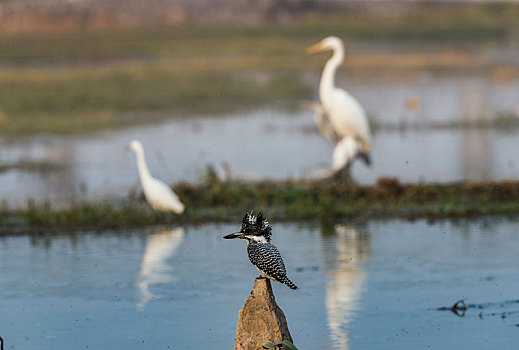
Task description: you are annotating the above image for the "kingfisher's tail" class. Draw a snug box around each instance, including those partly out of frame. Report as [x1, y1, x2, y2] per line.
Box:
[279, 276, 298, 290]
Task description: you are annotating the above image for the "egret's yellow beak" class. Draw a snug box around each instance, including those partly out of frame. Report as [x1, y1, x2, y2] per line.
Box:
[306, 42, 325, 55]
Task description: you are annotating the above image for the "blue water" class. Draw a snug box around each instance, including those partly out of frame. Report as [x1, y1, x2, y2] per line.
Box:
[1, 218, 519, 349]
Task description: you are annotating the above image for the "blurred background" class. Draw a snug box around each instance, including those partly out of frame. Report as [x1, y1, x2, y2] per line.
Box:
[1, 0, 519, 207]
[1, 2, 519, 350]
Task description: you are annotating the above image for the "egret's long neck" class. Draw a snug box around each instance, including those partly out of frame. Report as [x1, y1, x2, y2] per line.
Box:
[320, 46, 344, 105]
[135, 149, 152, 182]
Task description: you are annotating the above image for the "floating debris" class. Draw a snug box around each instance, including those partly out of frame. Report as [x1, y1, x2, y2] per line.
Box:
[438, 299, 467, 317]
[439, 299, 519, 321]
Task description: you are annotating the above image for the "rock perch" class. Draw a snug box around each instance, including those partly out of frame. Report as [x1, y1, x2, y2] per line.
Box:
[234, 278, 293, 350]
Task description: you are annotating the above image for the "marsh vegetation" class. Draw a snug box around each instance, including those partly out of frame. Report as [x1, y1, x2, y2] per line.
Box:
[2, 175, 519, 234]
[1, 5, 519, 136]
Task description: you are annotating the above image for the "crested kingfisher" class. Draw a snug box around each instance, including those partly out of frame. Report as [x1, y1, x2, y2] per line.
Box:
[223, 211, 298, 290]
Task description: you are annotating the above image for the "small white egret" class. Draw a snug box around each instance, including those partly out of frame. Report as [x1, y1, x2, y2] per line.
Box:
[307, 36, 372, 166]
[129, 140, 185, 214]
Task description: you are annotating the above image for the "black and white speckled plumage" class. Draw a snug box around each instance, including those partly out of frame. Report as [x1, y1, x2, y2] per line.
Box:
[227, 211, 298, 290]
[247, 240, 298, 290]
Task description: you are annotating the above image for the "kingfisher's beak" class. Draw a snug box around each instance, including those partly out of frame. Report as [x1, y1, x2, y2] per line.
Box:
[223, 232, 244, 239]
[306, 42, 325, 55]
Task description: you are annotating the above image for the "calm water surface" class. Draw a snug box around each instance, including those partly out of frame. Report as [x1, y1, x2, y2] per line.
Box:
[1, 218, 518, 349]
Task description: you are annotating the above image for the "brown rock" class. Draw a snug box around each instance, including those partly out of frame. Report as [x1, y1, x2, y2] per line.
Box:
[234, 278, 293, 350]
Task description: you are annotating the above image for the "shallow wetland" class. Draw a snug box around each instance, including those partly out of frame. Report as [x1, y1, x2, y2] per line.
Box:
[1, 15, 519, 349]
[1, 218, 518, 349]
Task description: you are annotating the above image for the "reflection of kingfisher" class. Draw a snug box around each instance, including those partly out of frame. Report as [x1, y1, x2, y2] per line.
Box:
[137, 228, 184, 309]
[223, 211, 297, 290]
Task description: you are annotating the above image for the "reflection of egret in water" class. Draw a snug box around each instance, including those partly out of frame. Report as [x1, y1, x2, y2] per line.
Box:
[137, 228, 184, 309]
[323, 225, 370, 350]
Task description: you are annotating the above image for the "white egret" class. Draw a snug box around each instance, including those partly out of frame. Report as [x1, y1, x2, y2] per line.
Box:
[302, 102, 360, 177]
[302, 101, 341, 143]
[307, 36, 372, 168]
[129, 140, 185, 214]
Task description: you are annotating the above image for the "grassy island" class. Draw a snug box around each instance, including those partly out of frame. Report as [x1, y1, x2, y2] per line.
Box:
[2, 176, 519, 234]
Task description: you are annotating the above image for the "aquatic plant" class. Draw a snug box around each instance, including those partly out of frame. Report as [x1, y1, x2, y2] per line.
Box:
[2, 175, 519, 234]
[263, 340, 298, 350]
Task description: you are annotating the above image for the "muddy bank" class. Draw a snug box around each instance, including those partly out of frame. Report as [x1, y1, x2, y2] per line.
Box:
[2, 177, 519, 234]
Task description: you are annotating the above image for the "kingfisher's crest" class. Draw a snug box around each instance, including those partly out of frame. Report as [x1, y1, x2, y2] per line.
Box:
[240, 211, 272, 241]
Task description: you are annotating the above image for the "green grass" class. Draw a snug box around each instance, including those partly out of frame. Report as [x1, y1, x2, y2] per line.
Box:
[0, 26, 318, 136]
[3, 176, 519, 234]
[0, 65, 309, 135]
[0, 3, 518, 136]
